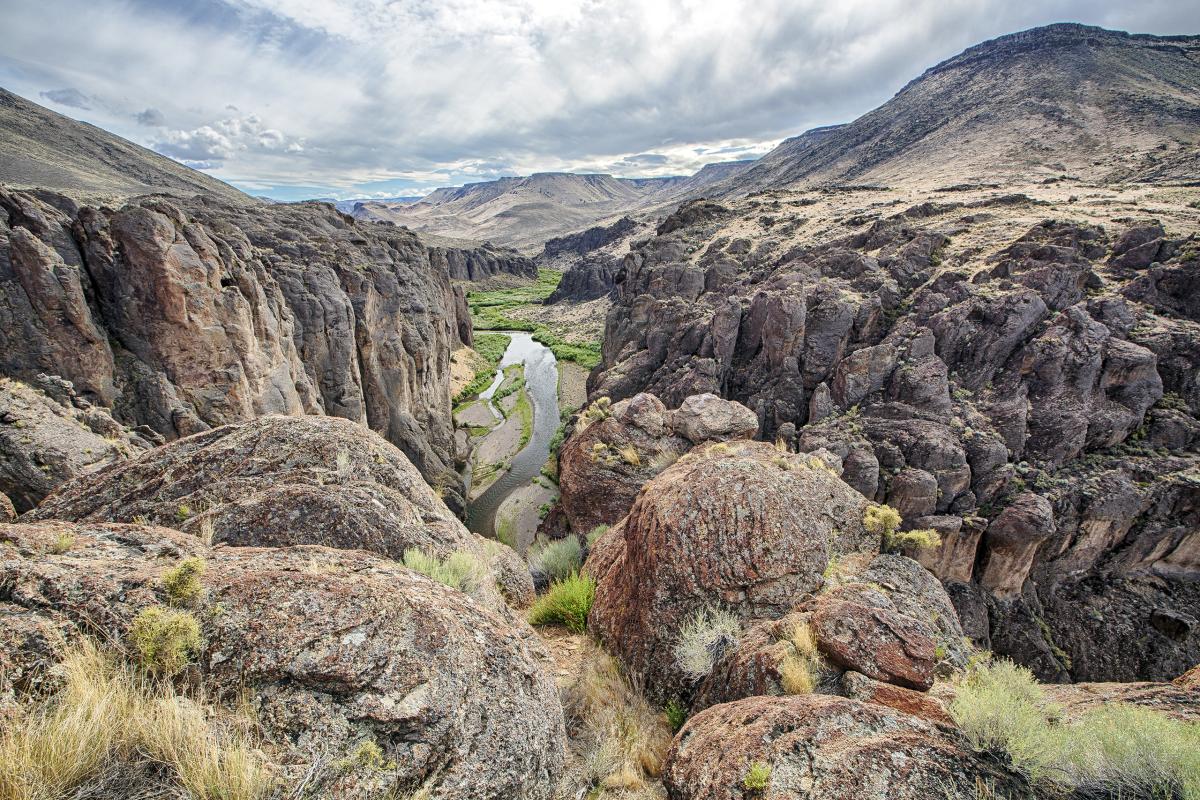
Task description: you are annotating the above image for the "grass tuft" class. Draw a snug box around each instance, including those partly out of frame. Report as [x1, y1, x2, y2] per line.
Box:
[0, 641, 271, 800]
[527, 572, 596, 633]
[401, 548, 485, 594]
[674, 607, 740, 683]
[779, 622, 821, 695]
[742, 760, 772, 792]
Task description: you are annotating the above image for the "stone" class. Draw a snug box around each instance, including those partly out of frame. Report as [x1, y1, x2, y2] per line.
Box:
[810, 598, 938, 690]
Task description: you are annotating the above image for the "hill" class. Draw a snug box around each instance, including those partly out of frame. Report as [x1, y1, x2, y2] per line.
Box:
[724, 24, 1200, 193]
[0, 88, 251, 204]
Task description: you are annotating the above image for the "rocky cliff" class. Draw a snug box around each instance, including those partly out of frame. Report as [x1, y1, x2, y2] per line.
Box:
[0, 187, 479, 504]
[586, 185, 1200, 683]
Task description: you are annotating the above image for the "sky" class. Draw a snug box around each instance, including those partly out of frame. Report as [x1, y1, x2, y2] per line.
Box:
[2, 0, 1197, 201]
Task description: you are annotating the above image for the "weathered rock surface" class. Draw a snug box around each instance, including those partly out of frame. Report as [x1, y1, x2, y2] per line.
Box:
[0, 521, 565, 799]
[0, 492, 13, 522]
[556, 392, 757, 535]
[586, 180, 1200, 682]
[0, 375, 155, 511]
[546, 254, 622, 303]
[587, 440, 876, 699]
[810, 598, 938, 690]
[1, 187, 490, 497]
[31, 415, 532, 608]
[427, 240, 536, 282]
[664, 694, 1029, 800]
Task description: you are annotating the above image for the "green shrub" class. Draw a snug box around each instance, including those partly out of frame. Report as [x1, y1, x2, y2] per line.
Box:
[473, 332, 511, 364]
[161, 556, 206, 607]
[951, 659, 1200, 794]
[129, 606, 202, 677]
[528, 536, 583, 583]
[586, 524, 610, 548]
[742, 760, 771, 791]
[673, 607, 740, 682]
[664, 699, 687, 733]
[527, 573, 596, 633]
[401, 548, 484, 593]
[864, 503, 942, 553]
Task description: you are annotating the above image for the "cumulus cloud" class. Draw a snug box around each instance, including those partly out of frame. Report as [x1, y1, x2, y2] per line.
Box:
[39, 87, 90, 109]
[3, 0, 1199, 198]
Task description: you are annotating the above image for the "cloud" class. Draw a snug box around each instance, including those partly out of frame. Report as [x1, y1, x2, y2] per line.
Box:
[3, 0, 1199, 199]
[135, 107, 165, 126]
[153, 111, 303, 167]
[39, 87, 90, 109]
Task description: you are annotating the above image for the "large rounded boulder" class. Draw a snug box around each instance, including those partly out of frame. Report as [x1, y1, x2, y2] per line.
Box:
[664, 695, 1029, 800]
[0, 521, 565, 799]
[587, 440, 876, 699]
[557, 392, 757, 535]
[30, 415, 532, 607]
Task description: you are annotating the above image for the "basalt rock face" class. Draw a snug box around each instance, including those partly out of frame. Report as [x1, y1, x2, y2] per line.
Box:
[427, 241, 537, 282]
[1, 187, 476, 493]
[588, 188, 1200, 683]
[30, 415, 533, 609]
[663, 694, 1030, 800]
[0, 375, 157, 511]
[546, 254, 622, 303]
[0, 521, 565, 799]
[543, 216, 638, 260]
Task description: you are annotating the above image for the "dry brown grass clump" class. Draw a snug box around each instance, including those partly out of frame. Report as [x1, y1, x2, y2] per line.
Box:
[563, 641, 673, 798]
[779, 622, 822, 695]
[0, 641, 272, 800]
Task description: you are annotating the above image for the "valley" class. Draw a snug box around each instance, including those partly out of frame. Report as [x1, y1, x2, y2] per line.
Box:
[2, 16, 1200, 800]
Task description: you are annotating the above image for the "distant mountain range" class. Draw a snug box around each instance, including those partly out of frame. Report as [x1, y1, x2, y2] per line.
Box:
[350, 163, 755, 251]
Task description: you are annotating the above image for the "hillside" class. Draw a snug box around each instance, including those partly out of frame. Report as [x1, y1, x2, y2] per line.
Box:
[355, 162, 753, 251]
[0, 88, 251, 204]
[723, 24, 1200, 193]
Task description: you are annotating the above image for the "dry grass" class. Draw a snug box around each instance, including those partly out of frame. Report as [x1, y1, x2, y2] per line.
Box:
[673, 607, 740, 683]
[778, 622, 821, 695]
[563, 643, 672, 797]
[128, 606, 202, 677]
[646, 448, 680, 474]
[0, 641, 271, 800]
[617, 444, 641, 467]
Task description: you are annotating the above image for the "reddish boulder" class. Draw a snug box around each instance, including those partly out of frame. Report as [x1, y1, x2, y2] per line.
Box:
[0, 492, 13, 523]
[810, 598, 938, 690]
[840, 670, 955, 725]
[588, 440, 875, 700]
[664, 694, 1028, 800]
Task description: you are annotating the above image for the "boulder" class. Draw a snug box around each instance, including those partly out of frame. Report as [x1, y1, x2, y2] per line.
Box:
[978, 492, 1055, 598]
[0, 492, 14, 523]
[840, 671, 955, 725]
[588, 440, 875, 700]
[557, 393, 757, 534]
[810, 598, 938, 690]
[31, 415, 533, 609]
[0, 376, 154, 511]
[664, 695, 1029, 800]
[0, 521, 565, 799]
[666, 393, 759, 444]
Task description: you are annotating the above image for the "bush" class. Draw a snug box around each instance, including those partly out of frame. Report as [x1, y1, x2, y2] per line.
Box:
[743, 760, 771, 791]
[586, 524, 610, 548]
[664, 699, 687, 733]
[161, 556, 206, 607]
[950, 659, 1200, 794]
[674, 607, 740, 682]
[527, 536, 583, 583]
[128, 607, 202, 677]
[401, 549, 484, 594]
[0, 641, 271, 800]
[864, 503, 942, 553]
[527, 573, 596, 633]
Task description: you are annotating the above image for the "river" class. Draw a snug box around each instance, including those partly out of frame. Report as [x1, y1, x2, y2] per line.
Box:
[465, 332, 560, 539]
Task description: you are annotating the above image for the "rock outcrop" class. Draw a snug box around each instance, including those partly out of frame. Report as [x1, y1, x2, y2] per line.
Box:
[587, 185, 1200, 683]
[0, 375, 156, 511]
[1, 187, 483, 498]
[663, 694, 1029, 800]
[427, 241, 537, 281]
[587, 439, 876, 700]
[31, 415, 533, 608]
[0, 521, 565, 799]
[556, 392, 758, 534]
[546, 254, 622, 303]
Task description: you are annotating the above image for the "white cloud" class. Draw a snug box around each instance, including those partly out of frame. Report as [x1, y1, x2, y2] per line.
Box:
[1, 0, 1198, 198]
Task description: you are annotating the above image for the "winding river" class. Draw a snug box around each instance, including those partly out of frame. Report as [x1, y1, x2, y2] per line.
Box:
[465, 332, 560, 538]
